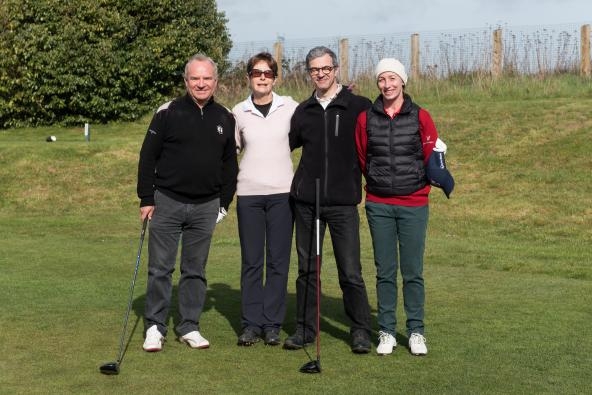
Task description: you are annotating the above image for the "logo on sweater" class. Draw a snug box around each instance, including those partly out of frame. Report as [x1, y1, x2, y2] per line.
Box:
[217, 125, 223, 135]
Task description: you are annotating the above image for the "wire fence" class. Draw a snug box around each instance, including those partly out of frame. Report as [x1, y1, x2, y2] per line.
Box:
[227, 23, 591, 78]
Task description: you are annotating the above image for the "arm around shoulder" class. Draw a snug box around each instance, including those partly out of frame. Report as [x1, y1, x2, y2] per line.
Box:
[288, 104, 304, 151]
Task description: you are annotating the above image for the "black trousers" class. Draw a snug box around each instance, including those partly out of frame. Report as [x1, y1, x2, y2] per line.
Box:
[237, 193, 293, 334]
[293, 202, 372, 338]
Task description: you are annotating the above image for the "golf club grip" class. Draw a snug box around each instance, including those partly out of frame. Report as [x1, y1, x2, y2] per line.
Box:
[139, 217, 148, 250]
[315, 178, 320, 255]
[315, 178, 320, 220]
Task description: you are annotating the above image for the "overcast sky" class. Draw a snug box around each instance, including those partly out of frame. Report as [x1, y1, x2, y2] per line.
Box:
[216, 0, 592, 42]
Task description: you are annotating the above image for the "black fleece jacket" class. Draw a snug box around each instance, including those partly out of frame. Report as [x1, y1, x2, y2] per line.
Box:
[289, 88, 371, 206]
[137, 94, 238, 209]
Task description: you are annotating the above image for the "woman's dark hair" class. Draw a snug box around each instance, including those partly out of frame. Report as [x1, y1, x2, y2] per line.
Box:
[246, 52, 278, 78]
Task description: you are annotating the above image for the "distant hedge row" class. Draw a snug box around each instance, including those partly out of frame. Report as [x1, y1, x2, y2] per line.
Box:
[0, 0, 232, 128]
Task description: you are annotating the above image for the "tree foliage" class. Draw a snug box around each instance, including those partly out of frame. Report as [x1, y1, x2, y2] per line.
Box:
[0, 0, 232, 128]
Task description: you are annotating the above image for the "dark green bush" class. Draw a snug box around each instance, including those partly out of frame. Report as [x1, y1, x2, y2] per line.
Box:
[0, 0, 231, 128]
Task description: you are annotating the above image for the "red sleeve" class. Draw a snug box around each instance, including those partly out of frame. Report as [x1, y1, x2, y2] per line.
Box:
[355, 111, 368, 174]
[419, 108, 439, 163]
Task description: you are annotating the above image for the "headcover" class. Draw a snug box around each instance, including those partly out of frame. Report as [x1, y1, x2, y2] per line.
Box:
[426, 151, 454, 198]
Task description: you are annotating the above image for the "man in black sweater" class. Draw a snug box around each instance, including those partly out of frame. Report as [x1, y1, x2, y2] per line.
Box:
[137, 54, 238, 352]
[284, 46, 373, 354]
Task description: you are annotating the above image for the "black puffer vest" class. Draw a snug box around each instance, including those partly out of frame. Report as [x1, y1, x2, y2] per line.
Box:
[365, 94, 427, 196]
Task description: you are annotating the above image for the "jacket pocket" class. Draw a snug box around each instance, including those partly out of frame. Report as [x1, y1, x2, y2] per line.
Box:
[334, 113, 340, 137]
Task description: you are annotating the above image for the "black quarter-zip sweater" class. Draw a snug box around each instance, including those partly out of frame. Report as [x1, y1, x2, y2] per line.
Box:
[137, 94, 238, 209]
[289, 88, 371, 206]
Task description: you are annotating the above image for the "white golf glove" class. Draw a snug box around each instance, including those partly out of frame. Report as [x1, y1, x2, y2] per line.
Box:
[434, 138, 447, 154]
[216, 207, 227, 224]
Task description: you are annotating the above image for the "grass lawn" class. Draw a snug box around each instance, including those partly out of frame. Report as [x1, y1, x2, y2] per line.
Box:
[1, 76, 591, 394]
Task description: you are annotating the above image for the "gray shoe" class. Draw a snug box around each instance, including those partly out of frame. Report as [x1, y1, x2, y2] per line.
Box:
[237, 328, 261, 346]
[351, 329, 371, 354]
[283, 329, 314, 350]
[264, 329, 281, 346]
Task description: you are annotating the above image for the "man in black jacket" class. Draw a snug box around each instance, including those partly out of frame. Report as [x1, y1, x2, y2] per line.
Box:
[137, 54, 238, 352]
[284, 46, 373, 353]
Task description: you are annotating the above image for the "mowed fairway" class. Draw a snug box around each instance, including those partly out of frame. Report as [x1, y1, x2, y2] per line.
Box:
[1, 77, 591, 394]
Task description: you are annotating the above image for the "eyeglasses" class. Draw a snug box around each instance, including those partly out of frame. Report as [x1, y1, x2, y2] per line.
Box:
[307, 66, 335, 75]
[249, 69, 275, 79]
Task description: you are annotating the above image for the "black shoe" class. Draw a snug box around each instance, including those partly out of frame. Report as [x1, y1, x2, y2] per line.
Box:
[237, 328, 261, 346]
[283, 330, 314, 350]
[264, 329, 281, 346]
[351, 329, 371, 354]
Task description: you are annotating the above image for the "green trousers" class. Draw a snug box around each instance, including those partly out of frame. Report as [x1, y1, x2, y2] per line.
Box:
[365, 202, 428, 336]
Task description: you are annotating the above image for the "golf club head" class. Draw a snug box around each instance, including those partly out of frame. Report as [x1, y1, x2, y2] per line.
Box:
[99, 362, 120, 375]
[299, 360, 321, 374]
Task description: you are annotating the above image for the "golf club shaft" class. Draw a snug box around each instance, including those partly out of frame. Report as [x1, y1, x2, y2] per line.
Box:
[315, 178, 321, 363]
[298, 180, 322, 374]
[116, 217, 148, 363]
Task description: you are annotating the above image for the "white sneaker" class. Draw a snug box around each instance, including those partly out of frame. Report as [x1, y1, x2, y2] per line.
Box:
[179, 330, 210, 349]
[376, 331, 397, 355]
[409, 333, 427, 356]
[143, 325, 164, 352]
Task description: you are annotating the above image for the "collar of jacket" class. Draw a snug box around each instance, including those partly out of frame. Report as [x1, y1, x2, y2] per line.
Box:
[302, 86, 352, 110]
[183, 93, 216, 109]
[371, 93, 413, 116]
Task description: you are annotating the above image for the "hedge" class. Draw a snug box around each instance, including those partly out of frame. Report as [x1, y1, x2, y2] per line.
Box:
[0, 0, 232, 128]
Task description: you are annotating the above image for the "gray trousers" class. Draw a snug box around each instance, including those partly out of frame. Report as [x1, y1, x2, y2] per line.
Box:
[144, 190, 218, 337]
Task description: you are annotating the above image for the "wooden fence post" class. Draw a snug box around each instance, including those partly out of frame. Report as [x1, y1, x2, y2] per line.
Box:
[339, 38, 349, 83]
[410, 33, 420, 80]
[274, 41, 283, 83]
[492, 28, 503, 78]
[581, 24, 591, 77]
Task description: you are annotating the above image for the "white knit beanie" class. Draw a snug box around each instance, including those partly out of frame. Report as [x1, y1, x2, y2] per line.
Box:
[375, 58, 408, 85]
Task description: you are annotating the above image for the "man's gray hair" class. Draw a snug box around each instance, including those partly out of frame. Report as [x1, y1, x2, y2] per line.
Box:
[305, 46, 338, 69]
[184, 54, 218, 79]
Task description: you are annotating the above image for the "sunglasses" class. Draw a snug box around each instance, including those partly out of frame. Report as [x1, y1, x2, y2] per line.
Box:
[249, 69, 275, 79]
[307, 66, 335, 75]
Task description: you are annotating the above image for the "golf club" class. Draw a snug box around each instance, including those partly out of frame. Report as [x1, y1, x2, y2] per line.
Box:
[300, 178, 321, 374]
[99, 217, 148, 375]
